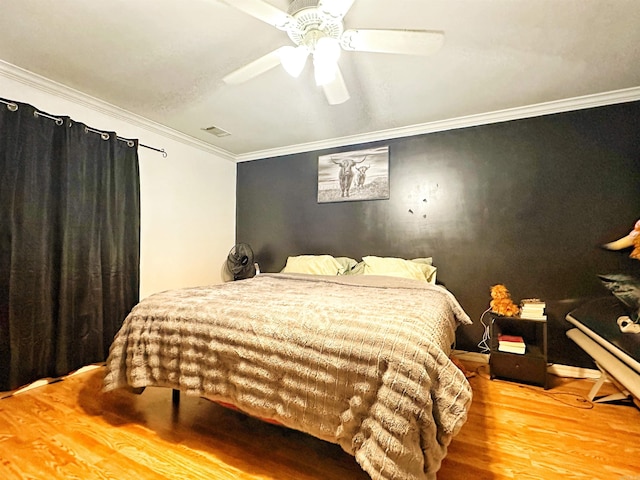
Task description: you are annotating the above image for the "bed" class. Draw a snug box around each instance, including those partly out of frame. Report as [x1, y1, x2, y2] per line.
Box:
[103, 269, 473, 480]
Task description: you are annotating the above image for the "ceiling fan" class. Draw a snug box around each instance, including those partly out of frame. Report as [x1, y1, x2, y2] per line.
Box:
[220, 0, 444, 105]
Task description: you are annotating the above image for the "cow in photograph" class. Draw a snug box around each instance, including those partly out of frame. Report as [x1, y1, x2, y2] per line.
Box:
[355, 165, 370, 189]
[332, 156, 367, 197]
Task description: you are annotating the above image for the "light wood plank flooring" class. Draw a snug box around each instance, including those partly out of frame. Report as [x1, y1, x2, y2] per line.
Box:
[1, 362, 639, 479]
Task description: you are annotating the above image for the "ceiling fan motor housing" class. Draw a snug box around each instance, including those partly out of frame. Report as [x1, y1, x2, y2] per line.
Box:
[285, 0, 344, 48]
[287, 0, 323, 15]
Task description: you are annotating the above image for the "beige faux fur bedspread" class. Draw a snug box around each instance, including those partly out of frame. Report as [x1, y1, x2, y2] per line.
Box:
[104, 273, 473, 480]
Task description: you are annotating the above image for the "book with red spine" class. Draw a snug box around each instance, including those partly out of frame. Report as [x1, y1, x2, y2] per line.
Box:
[497, 334, 526, 354]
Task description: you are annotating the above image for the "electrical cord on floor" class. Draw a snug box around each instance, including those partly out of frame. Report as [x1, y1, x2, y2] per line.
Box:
[473, 363, 595, 409]
[477, 308, 492, 354]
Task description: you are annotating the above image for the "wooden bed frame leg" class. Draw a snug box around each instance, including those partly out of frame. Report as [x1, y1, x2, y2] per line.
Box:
[172, 388, 180, 407]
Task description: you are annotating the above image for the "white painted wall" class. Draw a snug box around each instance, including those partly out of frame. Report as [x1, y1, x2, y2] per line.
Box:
[1, 66, 236, 299]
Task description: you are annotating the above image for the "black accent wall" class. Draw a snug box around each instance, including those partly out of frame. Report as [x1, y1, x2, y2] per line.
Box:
[236, 101, 640, 368]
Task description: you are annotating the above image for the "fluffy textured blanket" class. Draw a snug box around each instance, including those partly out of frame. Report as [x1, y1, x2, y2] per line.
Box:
[104, 273, 473, 480]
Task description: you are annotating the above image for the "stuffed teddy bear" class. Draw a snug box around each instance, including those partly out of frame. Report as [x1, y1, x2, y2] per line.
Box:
[489, 284, 520, 317]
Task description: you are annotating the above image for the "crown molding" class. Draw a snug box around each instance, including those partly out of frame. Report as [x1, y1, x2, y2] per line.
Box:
[0, 60, 236, 162]
[236, 86, 640, 162]
[3, 60, 638, 164]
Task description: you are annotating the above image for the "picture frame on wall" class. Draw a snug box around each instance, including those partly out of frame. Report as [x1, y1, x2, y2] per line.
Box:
[317, 145, 390, 203]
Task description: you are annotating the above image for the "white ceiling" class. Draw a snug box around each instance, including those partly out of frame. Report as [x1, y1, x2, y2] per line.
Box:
[1, 0, 639, 161]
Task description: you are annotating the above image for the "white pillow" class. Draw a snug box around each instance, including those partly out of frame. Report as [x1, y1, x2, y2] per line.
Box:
[280, 255, 344, 275]
[362, 255, 437, 283]
[411, 257, 433, 265]
[410, 258, 437, 284]
[335, 256, 358, 274]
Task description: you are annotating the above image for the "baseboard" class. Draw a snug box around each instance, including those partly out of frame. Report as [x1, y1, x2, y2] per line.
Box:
[452, 350, 490, 364]
[451, 350, 603, 380]
[1, 363, 105, 399]
[546, 363, 603, 380]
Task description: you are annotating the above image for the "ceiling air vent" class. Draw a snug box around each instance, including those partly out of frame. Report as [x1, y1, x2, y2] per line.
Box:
[202, 125, 230, 137]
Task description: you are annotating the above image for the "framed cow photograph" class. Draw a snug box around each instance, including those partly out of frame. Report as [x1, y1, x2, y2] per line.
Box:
[317, 145, 390, 203]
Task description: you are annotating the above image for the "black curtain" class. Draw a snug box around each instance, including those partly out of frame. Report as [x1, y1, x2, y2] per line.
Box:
[0, 99, 140, 391]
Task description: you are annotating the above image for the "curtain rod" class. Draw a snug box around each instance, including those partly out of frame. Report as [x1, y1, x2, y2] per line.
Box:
[1, 98, 167, 158]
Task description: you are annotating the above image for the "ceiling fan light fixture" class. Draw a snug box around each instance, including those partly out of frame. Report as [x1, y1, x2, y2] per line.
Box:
[279, 45, 309, 77]
[314, 36, 341, 64]
[312, 36, 340, 85]
[313, 58, 337, 86]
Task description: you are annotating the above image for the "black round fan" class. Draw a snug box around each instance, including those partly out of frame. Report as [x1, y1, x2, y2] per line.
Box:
[226, 243, 256, 280]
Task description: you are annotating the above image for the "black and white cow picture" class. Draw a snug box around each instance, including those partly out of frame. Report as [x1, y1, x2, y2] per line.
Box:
[331, 156, 367, 198]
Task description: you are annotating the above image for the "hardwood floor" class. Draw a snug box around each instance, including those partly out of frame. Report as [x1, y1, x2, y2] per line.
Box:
[1, 362, 639, 479]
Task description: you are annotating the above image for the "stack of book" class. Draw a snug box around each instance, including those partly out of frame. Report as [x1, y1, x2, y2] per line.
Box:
[498, 334, 526, 354]
[520, 298, 547, 320]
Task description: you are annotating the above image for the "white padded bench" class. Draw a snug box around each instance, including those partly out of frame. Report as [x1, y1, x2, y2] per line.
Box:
[566, 297, 640, 405]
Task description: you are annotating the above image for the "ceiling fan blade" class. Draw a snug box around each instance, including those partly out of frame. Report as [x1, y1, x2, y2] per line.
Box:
[223, 48, 284, 84]
[317, 0, 355, 20]
[220, 0, 293, 30]
[341, 29, 444, 55]
[321, 66, 350, 105]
